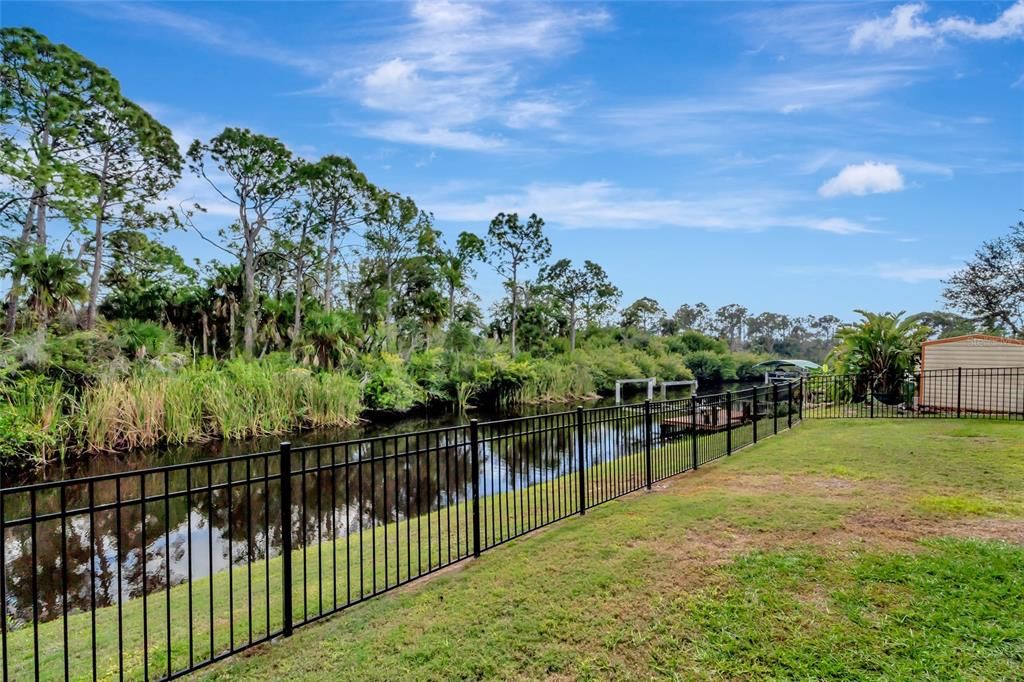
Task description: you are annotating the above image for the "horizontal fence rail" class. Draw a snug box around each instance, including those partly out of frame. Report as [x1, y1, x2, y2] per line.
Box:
[0, 381, 803, 681]
[804, 367, 1024, 420]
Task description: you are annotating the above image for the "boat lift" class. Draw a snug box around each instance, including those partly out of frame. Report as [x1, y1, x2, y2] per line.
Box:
[615, 378, 699, 404]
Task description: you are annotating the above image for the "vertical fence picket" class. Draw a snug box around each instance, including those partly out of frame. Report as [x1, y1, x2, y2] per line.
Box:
[691, 397, 699, 470]
[280, 442, 293, 638]
[726, 392, 733, 455]
[644, 400, 653, 490]
[470, 420, 481, 558]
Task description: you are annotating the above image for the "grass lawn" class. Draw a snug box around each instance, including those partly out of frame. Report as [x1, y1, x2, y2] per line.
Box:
[196, 419, 1024, 681]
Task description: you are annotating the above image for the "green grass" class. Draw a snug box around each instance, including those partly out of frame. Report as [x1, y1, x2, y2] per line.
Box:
[11, 419, 1024, 680]
[195, 419, 1022, 681]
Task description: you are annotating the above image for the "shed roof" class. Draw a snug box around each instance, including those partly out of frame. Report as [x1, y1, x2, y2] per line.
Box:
[921, 334, 1024, 348]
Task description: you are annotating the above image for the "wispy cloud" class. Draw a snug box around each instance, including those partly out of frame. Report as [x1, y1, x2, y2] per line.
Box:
[78, 0, 608, 152]
[851, 1, 1024, 51]
[76, 2, 322, 73]
[330, 0, 609, 149]
[787, 260, 958, 283]
[424, 180, 874, 235]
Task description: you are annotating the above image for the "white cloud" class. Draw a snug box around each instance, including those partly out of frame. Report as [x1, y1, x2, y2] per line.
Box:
[786, 260, 956, 282]
[874, 261, 956, 283]
[812, 218, 872, 235]
[851, 1, 1024, 51]
[425, 180, 873, 235]
[360, 122, 506, 152]
[342, 1, 609, 148]
[505, 100, 567, 129]
[77, 2, 321, 72]
[851, 3, 935, 50]
[818, 162, 905, 198]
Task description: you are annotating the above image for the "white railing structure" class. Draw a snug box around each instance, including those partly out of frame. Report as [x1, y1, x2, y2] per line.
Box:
[659, 379, 698, 400]
[615, 377, 656, 404]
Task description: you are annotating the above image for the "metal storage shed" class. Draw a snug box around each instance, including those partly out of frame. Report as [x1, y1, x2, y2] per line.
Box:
[919, 334, 1024, 414]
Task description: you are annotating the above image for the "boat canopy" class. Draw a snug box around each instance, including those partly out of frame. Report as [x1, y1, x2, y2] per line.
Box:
[750, 359, 821, 372]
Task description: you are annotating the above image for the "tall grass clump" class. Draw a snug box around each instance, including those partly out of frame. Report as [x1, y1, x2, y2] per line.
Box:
[72, 359, 363, 452]
[519, 358, 596, 403]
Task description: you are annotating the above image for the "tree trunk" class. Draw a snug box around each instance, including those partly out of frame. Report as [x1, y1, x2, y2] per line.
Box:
[569, 300, 577, 352]
[510, 264, 518, 355]
[242, 218, 256, 359]
[86, 157, 110, 330]
[201, 312, 209, 355]
[448, 281, 456, 330]
[4, 194, 36, 335]
[324, 224, 336, 313]
[33, 198, 49, 327]
[292, 262, 304, 346]
[34, 130, 49, 248]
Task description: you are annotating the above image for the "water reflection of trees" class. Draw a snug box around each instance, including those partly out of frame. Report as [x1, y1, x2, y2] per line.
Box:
[2, 416, 644, 624]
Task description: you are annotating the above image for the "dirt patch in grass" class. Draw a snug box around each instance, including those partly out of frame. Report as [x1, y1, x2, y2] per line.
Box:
[635, 464, 1024, 575]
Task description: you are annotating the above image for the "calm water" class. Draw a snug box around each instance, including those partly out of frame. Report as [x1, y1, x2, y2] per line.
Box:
[1, 383, 755, 624]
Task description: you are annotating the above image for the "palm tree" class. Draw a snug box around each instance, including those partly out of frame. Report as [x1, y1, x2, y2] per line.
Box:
[828, 310, 931, 401]
[299, 309, 360, 370]
[9, 247, 88, 324]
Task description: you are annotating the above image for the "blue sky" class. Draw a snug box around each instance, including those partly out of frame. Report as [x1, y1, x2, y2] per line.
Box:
[6, 1, 1023, 320]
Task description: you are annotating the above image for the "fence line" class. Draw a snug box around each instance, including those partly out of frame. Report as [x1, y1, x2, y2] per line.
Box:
[4, 367, 1022, 680]
[0, 381, 800, 681]
[804, 366, 1024, 419]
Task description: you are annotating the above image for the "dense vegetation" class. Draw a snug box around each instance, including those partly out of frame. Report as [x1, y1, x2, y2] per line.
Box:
[5, 28, 1009, 466]
[0, 28, 848, 465]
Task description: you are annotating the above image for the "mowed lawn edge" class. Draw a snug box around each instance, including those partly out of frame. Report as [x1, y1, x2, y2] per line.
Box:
[195, 419, 1024, 681]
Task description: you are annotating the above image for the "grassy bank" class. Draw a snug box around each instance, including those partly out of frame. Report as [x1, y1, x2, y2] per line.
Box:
[193, 419, 1024, 680]
[0, 329, 706, 464]
[8, 419, 1023, 679]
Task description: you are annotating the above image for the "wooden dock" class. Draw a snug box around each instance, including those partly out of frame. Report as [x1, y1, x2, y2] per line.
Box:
[659, 408, 754, 435]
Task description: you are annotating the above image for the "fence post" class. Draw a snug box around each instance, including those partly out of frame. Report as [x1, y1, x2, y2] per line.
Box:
[725, 391, 733, 454]
[773, 383, 779, 434]
[798, 377, 803, 422]
[279, 441, 293, 637]
[752, 387, 758, 443]
[787, 383, 793, 429]
[644, 399, 653, 489]
[870, 383, 875, 419]
[957, 367, 962, 418]
[691, 397, 699, 470]
[576, 406, 586, 515]
[470, 419, 481, 558]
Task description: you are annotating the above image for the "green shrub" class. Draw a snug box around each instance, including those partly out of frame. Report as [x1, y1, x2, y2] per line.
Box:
[668, 330, 728, 355]
[684, 350, 737, 382]
[361, 353, 426, 411]
[114, 319, 175, 360]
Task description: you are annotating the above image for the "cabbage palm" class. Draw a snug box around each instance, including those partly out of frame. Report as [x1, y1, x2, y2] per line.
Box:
[9, 246, 88, 324]
[300, 309, 360, 370]
[828, 310, 931, 399]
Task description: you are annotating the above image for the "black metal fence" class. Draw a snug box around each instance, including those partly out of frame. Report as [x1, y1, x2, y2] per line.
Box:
[804, 367, 1024, 419]
[0, 382, 800, 681]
